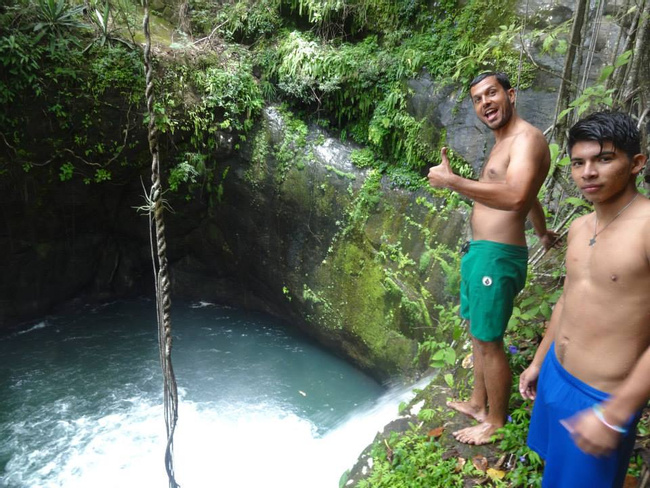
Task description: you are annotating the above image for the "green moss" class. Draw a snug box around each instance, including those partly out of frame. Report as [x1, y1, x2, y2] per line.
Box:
[343, 169, 383, 235]
[418, 297, 433, 328]
[303, 284, 325, 306]
[272, 109, 309, 186]
[314, 182, 338, 215]
[383, 276, 402, 298]
[280, 163, 312, 208]
[309, 236, 419, 372]
[325, 165, 356, 180]
[418, 249, 435, 273]
[400, 295, 423, 324]
[244, 128, 271, 188]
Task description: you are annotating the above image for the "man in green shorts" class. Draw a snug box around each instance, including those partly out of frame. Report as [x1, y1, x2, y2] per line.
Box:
[427, 71, 556, 445]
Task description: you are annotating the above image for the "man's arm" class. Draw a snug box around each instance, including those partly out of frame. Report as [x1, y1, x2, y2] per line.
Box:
[528, 198, 559, 250]
[602, 347, 650, 428]
[566, 345, 650, 457]
[519, 286, 565, 400]
[519, 219, 578, 399]
[427, 132, 549, 211]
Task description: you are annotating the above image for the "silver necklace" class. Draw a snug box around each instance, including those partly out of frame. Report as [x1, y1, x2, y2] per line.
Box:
[589, 193, 639, 246]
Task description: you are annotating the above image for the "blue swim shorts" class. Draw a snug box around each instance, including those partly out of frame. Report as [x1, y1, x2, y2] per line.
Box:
[527, 343, 640, 488]
[460, 240, 528, 342]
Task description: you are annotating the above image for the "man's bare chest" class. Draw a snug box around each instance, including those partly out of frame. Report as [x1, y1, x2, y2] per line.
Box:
[567, 239, 648, 288]
[480, 157, 509, 181]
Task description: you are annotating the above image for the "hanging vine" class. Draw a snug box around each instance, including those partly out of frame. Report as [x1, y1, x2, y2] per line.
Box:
[142, 1, 180, 487]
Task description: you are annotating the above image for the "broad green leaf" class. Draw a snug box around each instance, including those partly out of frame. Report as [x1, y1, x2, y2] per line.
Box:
[598, 65, 614, 83]
[614, 50, 633, 68]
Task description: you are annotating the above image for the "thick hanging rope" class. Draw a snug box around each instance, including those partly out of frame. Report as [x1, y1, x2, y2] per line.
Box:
[142, 3, 181, 487]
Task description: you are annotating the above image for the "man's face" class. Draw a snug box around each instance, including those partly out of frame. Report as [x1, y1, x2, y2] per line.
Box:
[569, 140, 644, 203]
[469, 76, 515, 130]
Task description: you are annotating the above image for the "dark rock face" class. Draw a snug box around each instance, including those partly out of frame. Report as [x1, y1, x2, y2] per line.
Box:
[0, 165, 153, 325]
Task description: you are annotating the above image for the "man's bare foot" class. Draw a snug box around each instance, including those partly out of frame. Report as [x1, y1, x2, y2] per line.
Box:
[452, 422, 501, 445]
[446, 400, 487, 422]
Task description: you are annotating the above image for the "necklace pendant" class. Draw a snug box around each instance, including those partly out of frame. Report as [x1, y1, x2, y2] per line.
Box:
[589, 237, 596, 246]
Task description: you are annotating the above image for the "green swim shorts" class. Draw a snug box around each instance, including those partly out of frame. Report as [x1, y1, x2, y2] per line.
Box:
[460, 240, 528, 342]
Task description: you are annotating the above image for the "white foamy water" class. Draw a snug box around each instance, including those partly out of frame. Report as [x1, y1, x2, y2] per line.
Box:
[3, 392, 422, 488]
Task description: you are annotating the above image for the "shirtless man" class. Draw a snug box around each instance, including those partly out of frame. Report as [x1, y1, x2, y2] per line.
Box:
[519, 111, 650, 487]
[427, 72, 556, 445]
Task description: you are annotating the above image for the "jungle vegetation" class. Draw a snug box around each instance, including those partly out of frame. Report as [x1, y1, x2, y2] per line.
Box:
[1, 0, 648, 190]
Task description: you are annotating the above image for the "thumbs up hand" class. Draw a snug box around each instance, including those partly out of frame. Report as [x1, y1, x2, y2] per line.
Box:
[427, 147, 454, 189]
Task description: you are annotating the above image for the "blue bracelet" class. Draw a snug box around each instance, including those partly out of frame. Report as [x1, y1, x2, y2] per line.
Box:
[592, 404, 628, 434]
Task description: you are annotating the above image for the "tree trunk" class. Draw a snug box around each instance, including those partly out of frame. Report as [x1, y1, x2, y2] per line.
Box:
[611, 3, 642, 101]
[550, 0, 588, 145]
[623, 0, 649, 106]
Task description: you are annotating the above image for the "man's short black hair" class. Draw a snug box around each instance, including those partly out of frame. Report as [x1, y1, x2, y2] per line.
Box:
[568, 111, 641, 159]
[469, 71, 512, 91]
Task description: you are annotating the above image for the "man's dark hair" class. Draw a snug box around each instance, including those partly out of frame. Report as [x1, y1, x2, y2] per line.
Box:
[568, 111, 641, 159]
[469, 71, 512, 91]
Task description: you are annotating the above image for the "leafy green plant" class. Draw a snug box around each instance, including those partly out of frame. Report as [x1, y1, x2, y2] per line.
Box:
[168, 161, 200, 192]
[420, 339, 456, 369]
[532, 21, 571, 56]
[186, 62, 264, 149]
[1, 0, 145, 181]
[557, 51, 632, 122]
[84, 1, 134, 52]
[59, 161, 74, 181]
[357, 428, 482, 487]
[217, 0, 282, 41]
[32, 0, 86, 39]
[350, 147, 376, 169]
[497, 403, 544, 487]
[284, 0, 404, 38]
[342, 169, 382, 235]
[367, 85, 434, 172]
[0, 32, 44, 104]
[453, 23, 535, 91]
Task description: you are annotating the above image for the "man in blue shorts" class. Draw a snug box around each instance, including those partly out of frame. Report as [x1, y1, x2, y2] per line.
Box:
[520, 111, 650, 487]
[428, 72, 557, 444]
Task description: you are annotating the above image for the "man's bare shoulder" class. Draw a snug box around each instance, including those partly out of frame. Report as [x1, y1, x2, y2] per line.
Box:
[509, 120, 550, 160]
[567, 212, 593, 241]
[511, 118, 545, 139]
[627, 195, 650, 231]
[571, 212, 593, 226]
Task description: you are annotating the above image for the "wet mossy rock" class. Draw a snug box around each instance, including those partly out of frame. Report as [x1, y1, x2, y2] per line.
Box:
[175, 106, 468, 381]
